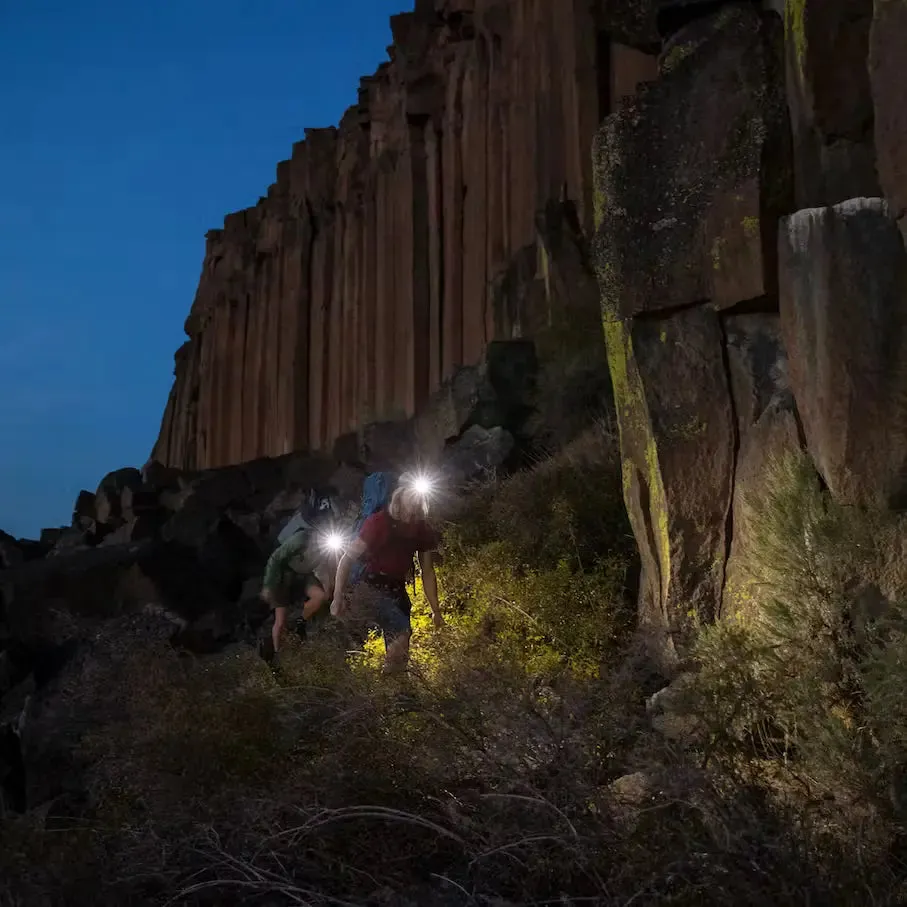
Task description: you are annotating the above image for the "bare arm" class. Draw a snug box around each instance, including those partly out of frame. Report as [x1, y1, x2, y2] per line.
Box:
[331, 538, 367, 617]
[419, 550, 441, 623]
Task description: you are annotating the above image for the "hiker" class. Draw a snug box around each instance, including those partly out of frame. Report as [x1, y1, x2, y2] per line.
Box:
[348, 471, 396, 589]
[260, 492, 335, 657]
[331, 475, 443, 673]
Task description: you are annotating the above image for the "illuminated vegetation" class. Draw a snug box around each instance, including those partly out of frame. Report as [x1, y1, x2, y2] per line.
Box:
[4, 444, 907, 904]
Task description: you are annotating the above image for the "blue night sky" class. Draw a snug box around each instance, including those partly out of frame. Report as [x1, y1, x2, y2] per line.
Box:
[0, 0, 411, 539]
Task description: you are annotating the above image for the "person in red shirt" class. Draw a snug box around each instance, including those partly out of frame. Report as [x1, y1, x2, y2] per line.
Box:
[331, 480, 443, 672]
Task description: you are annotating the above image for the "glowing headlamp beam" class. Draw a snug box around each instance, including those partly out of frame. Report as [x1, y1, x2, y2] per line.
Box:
[321, 531, 347, 554]
[411, 475, 434, 496]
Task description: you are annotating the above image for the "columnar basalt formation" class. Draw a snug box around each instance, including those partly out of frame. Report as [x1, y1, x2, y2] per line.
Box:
[594, 1, 793, 662]
[153, 0, 660, 470]
[592, 0, 907, 668]
[150, 0, 907, 668]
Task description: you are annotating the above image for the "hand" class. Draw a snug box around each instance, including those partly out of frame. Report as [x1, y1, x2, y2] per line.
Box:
[432, 610, 445, 629]
[260, 587, 274, 605]
[330, 595, 346, 619]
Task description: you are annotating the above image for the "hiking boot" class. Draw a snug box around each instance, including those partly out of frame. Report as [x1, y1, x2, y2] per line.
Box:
[258, 637, 276, 665]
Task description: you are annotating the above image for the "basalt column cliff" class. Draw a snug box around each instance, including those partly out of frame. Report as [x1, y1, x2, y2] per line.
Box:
[592, 0, 907, 667]
[153, 0, 660, 471]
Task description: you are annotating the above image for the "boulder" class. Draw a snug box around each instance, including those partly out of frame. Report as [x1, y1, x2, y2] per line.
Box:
[39, 527, 67, 549]
[779, 198, 907, 508]
[1, 543, 157, 644]
[721, 314, 802, 617]
[121, 487, 160, 522]
[603, 307, 736, 668]
[533, 201, 602, 341]
[412, 366, 483, 459]
[0, 533, 43, 569]
[785, 0, 879, 209]
[189, 466, 253, 510]
[870, 0, 907, 217]
[646, 672, 702, 741]
[0, 530, 24, 570]
[655, 0, 762, 39]
[328, 464, 366, 507]
[590, 0, 659, 47]
[241, 455, 288, 495]
[412, 340, 538, 459]
[71, 490, 96, 532]
[332, 431, 362, 466]
[360, 420, 416, 473]
[592, 0, 732, 47]
[114, 546, 232, 624]
[98, 517, 160, 548]
[283, 453, 339, 491]
[94, 467, 143, 526]
[46, 529, 92, 558]
[161, 501, 263, 601]
[593, 2, 792, 317]
[442, 425, 515, 486]
[140, 458, 183, 490]
[608, 771, 656, 830]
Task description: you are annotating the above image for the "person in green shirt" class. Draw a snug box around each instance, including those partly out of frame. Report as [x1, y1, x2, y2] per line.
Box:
[260, 520, 330, 656]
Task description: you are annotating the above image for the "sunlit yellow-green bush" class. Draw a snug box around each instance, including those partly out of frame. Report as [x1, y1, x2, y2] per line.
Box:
[430, 423, 636, 681]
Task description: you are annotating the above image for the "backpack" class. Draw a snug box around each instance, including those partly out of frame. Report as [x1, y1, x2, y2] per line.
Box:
[276, 490, 333, 545]
[350, 472, 397, 585]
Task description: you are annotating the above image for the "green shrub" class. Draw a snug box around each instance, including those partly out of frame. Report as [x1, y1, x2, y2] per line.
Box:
[438, 422, 636, 678]
[682, 451, 907, 834]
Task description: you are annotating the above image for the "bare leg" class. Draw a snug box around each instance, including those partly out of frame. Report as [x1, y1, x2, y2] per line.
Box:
[302, 584, 327, 621]
[272, 606, 288, 653]
[383, 631, 411, 674]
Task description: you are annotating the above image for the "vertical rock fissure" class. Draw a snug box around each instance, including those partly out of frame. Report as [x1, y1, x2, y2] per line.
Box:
[595, 28, 611, 124]
[436, 123, 446, 388]
[239, 292, 251, 461]
[482, 39, 492, 348]
[717, 314, 741, 619]
[409, 119, 431, 412]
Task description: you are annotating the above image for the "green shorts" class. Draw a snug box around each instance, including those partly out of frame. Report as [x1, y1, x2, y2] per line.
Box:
[267, 571, 324, 610]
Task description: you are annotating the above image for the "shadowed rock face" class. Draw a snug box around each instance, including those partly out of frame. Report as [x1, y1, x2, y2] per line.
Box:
[779, 198, 907, 509]
[588, 0, 907, 668]
[152, 1, 660, 472]
[594, 2, 792, 319]
[785, 0, 880, 209]
[605, 306, 736, 666]
[592, 2, 793, 668]
[870, 0, 907, 219]
[721, 314, 801, 619]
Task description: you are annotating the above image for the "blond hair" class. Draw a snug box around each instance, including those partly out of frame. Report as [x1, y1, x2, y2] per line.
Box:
[387, 484, 424, 523]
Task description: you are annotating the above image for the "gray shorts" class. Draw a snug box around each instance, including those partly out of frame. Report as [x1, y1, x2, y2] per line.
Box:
[357, 578, 412, 641]
[269, 571, 324, 610]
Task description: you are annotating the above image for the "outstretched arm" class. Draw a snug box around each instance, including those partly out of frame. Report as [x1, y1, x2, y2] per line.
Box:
[331, 538, 367, 617]
[418, 550, 442, 626]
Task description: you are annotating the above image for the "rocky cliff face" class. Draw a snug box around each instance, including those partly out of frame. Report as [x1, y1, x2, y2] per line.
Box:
[593, 0, 907, 667]
[151, 0, 907, 669]
[153, 0, 660, 470]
